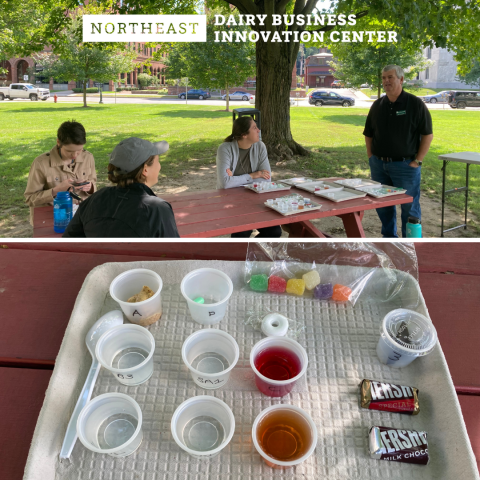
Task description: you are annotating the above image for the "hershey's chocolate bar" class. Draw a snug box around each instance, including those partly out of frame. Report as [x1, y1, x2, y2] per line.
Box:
[360, 379, 420, 415]
[369, 426, 429, 465]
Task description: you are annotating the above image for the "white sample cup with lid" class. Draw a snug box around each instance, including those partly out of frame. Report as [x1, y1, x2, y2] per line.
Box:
[96, 324, 155, 385]
[182, 329, 239, 389]
[109, 269, 163, 326]
[252, 404, 317, 469]
[180, 268, 233, 325]
[77, 393, 143, 457]
[171, 395, 235, 459]
[376, 309, 437, 368]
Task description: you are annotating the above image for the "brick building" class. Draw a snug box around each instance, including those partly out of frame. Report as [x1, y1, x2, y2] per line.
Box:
[304, 48, 336, 88]
[0, 43, 166, 91]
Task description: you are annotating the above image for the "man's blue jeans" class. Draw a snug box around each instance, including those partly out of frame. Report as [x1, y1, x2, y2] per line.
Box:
[368, 155, 421, 238]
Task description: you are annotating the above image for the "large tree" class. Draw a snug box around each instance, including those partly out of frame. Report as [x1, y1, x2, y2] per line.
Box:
[328, 18, 433, 98]
[165, 14, 256, 112]
[35, 16, 137, 107]
[456, 60, 480, 89]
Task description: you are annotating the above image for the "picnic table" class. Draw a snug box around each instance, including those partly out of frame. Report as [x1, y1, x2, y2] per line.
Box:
[0, 242, 478, 479]
[33, 179, 412, 238]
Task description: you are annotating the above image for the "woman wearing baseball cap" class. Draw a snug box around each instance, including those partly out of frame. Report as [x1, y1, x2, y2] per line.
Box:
[63, 137, 179, 237]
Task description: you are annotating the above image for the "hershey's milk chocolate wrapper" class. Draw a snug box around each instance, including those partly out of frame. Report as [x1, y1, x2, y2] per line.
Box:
[360, 379, 420, 415]
[369, 426, 429, 465]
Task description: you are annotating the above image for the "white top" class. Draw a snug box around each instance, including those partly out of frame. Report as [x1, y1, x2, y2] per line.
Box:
[438, 152, 480, 165]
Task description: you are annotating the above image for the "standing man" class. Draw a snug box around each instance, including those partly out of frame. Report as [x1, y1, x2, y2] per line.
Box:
[24, 120, 96, 225]
[363, 65, 433, 237]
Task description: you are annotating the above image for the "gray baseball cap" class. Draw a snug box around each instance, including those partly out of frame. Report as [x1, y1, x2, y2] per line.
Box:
[109, 137, 169, 173]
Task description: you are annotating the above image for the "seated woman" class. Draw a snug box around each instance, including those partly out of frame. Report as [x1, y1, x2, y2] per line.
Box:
[63, 137, 179, 238]
[24, 120, 96, 225]
[216, 116, 282, 238]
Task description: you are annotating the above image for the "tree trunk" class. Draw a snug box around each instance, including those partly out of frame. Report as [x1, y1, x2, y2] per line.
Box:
[83, 80, 87, 107]
[255, 40, 308, 163]
[225, 81, 229, 112]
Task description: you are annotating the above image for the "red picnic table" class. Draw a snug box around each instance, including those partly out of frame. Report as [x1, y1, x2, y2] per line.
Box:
[1, 243, 479, 479]
[33, 179, 412, 238]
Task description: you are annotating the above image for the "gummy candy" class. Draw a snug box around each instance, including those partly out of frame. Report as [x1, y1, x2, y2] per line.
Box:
[314, 283, 333, 300]
[286, 279, 305, 296]
[268, 275, 287, 293]
[302, 270, 320, 291]
[193, 297, 205, 304]
[250, 274, 269, 292]
[332, 284, 352, 302]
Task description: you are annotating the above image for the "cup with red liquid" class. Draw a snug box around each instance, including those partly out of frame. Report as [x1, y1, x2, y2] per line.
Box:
[249, 337, 308, 397]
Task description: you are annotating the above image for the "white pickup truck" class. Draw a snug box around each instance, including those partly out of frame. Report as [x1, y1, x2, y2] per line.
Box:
[0, 83, 50, 101]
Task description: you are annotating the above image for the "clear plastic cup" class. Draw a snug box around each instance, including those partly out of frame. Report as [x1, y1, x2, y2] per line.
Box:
[250, 337, 308, 397]
[266, 199, 274, 205]
[180, 268, 233, 325]
[182, 329, 239, 389]
[252, 404, 317, 469]
[376, 309, 437, 368]
[109, 269, 163, 326]
[171, 396, 235, 459]
[77, 393, 143, 458]
[96, 324, 155, 385]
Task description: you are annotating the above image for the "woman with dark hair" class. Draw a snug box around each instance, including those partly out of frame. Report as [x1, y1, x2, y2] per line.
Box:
[216, 116, 281, 238]
[24, 120, 97, 225]
[63, 137, 179, 238]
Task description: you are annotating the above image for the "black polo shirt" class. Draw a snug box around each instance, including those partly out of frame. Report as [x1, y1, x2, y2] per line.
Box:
[363, 90, 433, 158]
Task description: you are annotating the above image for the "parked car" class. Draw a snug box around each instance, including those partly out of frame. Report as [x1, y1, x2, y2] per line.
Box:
[308, 90, 355, 107]
[420, 91, 450, 103]
[221, 91, 250, 101]
[177, 89, 210, 100]
[360, 83, 371, 89]
[0, 83, 50, 101]
[331, 80, 345, 89]
[249, 94, 296, 106]
[447, 90, 480, 109]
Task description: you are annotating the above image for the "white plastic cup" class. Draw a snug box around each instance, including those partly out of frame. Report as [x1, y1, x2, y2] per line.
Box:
[171, 396, 235, 459]
[77, 393, 143, 458]
[376, 309, 437, 368]
[96, 324, 155, 385]
[250, 337, 308, 397]
[182, 329, 239, 389]
[252, 404, 317, 469]
[180, 268, 233, 325]
[109, 269, 163, 326]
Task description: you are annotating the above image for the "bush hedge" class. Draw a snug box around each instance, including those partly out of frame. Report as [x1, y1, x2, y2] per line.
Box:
[72, 88, 99, 93]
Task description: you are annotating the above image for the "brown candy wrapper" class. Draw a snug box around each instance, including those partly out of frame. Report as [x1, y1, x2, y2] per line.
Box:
[369, 426, 429, 465]
[360, 379, 420, 415]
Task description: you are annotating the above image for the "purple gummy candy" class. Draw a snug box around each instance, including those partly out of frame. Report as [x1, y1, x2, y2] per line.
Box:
[314, 283, 333, 300]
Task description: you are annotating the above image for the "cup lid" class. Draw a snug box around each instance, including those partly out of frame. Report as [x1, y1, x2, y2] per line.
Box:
[381, 309, 437, 356]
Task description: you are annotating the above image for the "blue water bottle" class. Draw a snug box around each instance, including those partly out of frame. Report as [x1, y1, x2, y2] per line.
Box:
[53, 191, 73, 233]
[406, 216, 422, 238]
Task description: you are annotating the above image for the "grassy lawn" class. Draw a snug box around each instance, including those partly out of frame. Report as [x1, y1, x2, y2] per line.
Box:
[0, 102, 479, 236]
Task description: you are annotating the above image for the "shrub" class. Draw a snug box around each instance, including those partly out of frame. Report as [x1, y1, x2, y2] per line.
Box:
[72, 87, 100, 93]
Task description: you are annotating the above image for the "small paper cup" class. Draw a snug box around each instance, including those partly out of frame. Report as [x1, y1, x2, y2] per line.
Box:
[110, 269, 163, 326]
[250, 337, 308, 397]
[96, 324, 155, 386]
[182, 329, 239, 389]
[171, 396, 235, 459]
[77, 393, 143, 458]
[180, 268, 233, 325]
[252, 404, 317, 468]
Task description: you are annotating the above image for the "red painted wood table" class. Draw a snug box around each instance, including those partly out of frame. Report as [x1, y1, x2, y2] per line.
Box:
[33, 180, 412, 238]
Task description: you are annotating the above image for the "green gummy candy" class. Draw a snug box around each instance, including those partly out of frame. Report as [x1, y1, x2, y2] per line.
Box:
[193, 297, 205, 304]
[250, 274, 269, 292]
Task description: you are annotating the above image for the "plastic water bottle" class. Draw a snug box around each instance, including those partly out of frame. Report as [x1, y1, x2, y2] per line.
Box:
[53, 191, 73, 233]
[406, 216, 422, 238]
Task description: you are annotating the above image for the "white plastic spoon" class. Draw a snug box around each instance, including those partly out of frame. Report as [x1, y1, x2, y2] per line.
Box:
[59, 310, 124, 459]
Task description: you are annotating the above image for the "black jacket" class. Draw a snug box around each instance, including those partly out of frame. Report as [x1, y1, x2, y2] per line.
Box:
[63, 183, 180, 238]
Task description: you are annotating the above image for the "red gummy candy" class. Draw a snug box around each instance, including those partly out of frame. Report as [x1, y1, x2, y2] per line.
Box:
[332, 284, 352, 302]
[268, 275, 287, 293]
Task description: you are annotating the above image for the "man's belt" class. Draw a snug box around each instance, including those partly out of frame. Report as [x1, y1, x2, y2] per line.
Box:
[378, 156, 415, 162]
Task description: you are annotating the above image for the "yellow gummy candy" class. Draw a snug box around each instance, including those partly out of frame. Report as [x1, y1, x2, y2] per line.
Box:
[286, 279, 306, 296]
[302, 270, 320, 291]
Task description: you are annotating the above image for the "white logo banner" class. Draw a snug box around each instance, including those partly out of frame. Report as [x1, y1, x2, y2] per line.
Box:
[83, 15, 207, 42]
